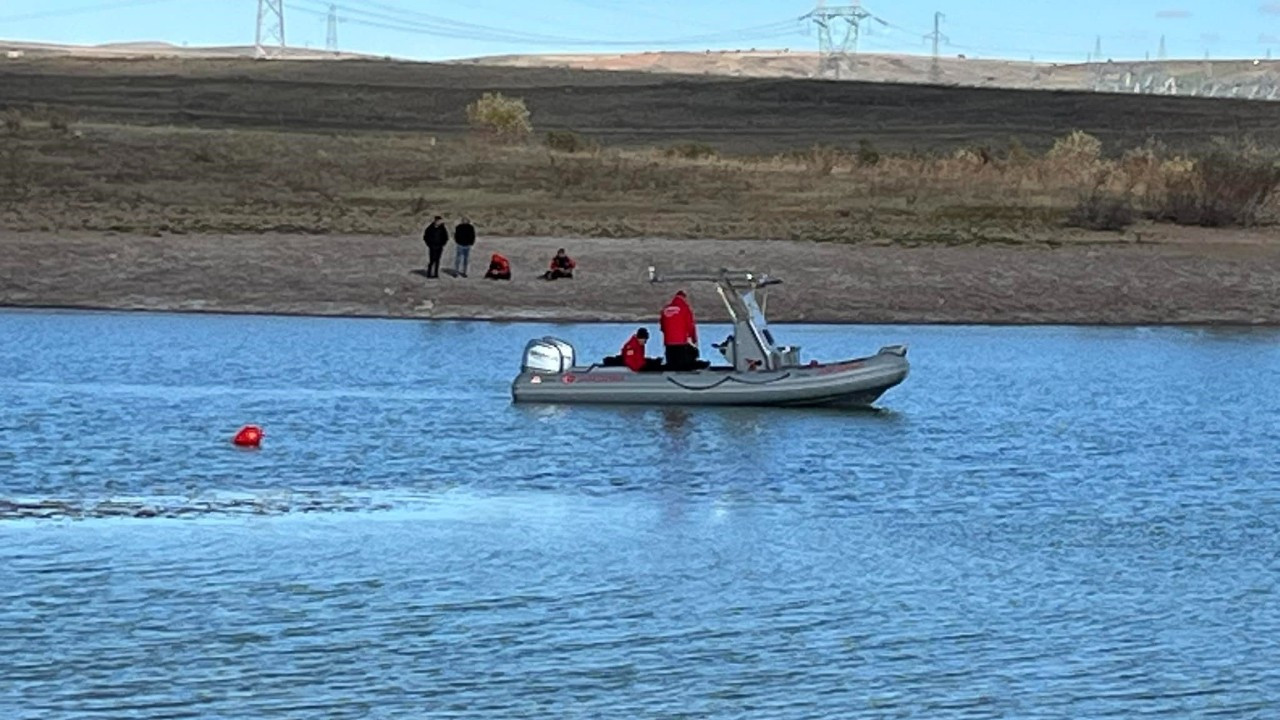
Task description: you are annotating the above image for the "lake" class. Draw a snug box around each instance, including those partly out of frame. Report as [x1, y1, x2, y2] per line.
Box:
[2, 309, 1279, 719]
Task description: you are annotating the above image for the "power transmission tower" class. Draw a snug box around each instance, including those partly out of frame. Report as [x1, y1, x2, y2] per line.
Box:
[255, 0, 286, 59]
[326, 4, 339, 53]
[1093, 36, 1102, 62]
[923, 11, 948, 83]
[1158, 35, 1167, 60]
[802, 1, 875, 79]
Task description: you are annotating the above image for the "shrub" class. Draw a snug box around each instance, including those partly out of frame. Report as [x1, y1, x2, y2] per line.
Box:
[1048, 130, 1103, 164]
[798, 143, 845, 175]
[46, 107, 73, 133]
[1066, 186, 1136, 231]
[855, 139, 880, 167]
[664, 142, 717, 160]
[1152, 151, 1280, 227]
[1046, 130, 1103, 181]
[2, 109, 22, 134]
[1005, 138, 1033, 166]
[544, 130, 596, 154]
[465, 92, 532, 142]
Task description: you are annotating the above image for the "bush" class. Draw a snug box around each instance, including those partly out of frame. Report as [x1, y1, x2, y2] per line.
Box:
[1048, 130, 1103, 164]
[1047, 130, 1103, 181]
[465, 92, 532, 142]
[1151, 150, 1280, 227]
[2, 109, 22, 134]
[1005, 138, 1033, 166]
[664, 142, 717, 160]
[545, 130, 596, 154]
[797, 144, 845, 175]
[1066, 186, 1136, 231]
[856, 139, 880, 167]
[46, 107, 73, 133]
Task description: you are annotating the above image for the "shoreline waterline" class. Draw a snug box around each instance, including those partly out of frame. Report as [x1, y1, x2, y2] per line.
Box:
[4, 302, 1280, 328]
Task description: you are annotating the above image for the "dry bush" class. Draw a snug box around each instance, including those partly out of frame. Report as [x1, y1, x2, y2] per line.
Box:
[2, 109, 22, 134]
[1, 136, 35, 202]
[793, 144, 846, 175]
[544, 130, 597, 154]
[465, 92, 532, 142]
[1151, 150, 1280, 227]
[1005, 138, 1034, 167]
[664, 142, 717, 160]
[856, 139, 881, 167]
[1066, 183, 1136, 231]
[1046, 130, 1104, 183]
[46, 107, 74, 133]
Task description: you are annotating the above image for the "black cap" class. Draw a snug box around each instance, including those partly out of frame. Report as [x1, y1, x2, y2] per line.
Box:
[636, 328, 649, 339]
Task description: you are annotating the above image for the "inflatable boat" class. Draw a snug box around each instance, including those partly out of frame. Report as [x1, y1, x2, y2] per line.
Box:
[510, 267, 909, 408]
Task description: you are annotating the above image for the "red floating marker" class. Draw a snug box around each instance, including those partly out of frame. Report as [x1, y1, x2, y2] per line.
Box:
[233, 425, 264, 448]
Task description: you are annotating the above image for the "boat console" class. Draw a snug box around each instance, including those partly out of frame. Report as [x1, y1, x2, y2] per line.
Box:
[649, 266, 802, 372]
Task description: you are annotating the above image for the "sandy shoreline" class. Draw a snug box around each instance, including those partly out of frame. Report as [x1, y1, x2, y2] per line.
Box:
[3, 232, 1280, 326]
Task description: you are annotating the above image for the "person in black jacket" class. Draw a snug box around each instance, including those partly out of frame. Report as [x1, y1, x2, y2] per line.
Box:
[422, 216, 449, 279]
[453, 216, 476, 277]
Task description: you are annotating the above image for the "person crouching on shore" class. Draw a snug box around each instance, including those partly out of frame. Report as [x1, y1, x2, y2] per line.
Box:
[485, 253, 511, 280]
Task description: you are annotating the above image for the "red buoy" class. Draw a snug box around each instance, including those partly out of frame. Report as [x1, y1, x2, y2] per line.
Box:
[233, 425, 263, 448]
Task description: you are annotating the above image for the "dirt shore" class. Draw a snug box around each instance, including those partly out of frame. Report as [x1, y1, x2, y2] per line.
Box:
[2, 231, 1278, 325]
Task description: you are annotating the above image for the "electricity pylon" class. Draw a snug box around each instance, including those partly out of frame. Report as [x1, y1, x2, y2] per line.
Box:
[255, 0, 286, 59]
[802, 1, 875, 79]
[923, 11, 947, 82]
[326, 4, 339, 53]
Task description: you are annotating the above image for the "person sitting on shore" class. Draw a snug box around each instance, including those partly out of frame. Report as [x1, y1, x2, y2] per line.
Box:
[484, 253, 511, 280]
[542, 249, 576, 281]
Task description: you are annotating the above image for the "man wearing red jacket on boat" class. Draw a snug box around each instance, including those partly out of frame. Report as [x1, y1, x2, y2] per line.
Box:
[620, 328, 662, 372]
[660, 290, 703, 371]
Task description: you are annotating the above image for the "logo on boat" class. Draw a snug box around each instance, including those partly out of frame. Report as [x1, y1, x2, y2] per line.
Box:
[562, 373, 623, 384]
[816, 361, 865, 375]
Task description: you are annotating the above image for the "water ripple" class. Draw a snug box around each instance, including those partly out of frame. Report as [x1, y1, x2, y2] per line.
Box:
[2, 313, 1280, 718]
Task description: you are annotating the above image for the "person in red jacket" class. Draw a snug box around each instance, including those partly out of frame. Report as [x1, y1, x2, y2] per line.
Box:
[660, 290, 701, 371]
[542, 248, 576, 280]
[620, 328, 661, 372]
[484, 253, 511, 280]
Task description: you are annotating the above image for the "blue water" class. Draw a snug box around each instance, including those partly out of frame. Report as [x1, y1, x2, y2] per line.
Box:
[2, 309, 1279, 719]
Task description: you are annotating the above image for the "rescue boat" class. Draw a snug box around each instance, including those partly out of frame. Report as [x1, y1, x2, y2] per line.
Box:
[510, 267, 910, 408]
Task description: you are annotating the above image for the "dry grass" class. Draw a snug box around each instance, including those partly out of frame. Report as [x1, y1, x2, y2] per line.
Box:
[2, 121, 1277, 242]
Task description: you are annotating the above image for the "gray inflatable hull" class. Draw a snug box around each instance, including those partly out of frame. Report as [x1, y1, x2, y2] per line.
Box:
[511, 347, 909, 408]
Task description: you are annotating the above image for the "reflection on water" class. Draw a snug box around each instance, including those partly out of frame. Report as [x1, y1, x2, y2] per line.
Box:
[2, 311, 1280, 719]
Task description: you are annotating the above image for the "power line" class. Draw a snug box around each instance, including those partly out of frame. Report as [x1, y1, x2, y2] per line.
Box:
[0, 0, 183, 24]
[288, 0, 802, 47]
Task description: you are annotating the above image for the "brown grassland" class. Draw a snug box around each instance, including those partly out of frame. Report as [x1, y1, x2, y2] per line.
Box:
[2, 57, 1280, 323]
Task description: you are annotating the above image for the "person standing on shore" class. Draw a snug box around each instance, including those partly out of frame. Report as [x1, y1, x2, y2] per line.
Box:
[422, 216, 449, 279]
[453, 216, 476, 278]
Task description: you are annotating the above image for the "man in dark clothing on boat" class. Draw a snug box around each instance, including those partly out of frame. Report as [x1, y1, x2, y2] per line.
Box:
[542, 248, 576, 280]
[422, 216, 449, 279]
[484, 253, 511, 280]
[620, 328, 662, 372]
[661, 290, 703, 371]
[453, 216, 476, 277]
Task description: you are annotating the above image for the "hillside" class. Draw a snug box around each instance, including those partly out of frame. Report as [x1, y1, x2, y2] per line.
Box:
[4, 55, 1280, 153]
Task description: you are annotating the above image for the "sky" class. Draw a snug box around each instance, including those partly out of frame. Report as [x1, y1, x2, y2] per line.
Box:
[2, 0, 1280, 62]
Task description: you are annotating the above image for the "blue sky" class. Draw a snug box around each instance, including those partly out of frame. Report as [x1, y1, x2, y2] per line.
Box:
[3, 0, 1279, 62]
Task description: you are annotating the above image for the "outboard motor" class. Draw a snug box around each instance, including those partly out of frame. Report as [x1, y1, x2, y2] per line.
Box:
[522, 337, 577, 373]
